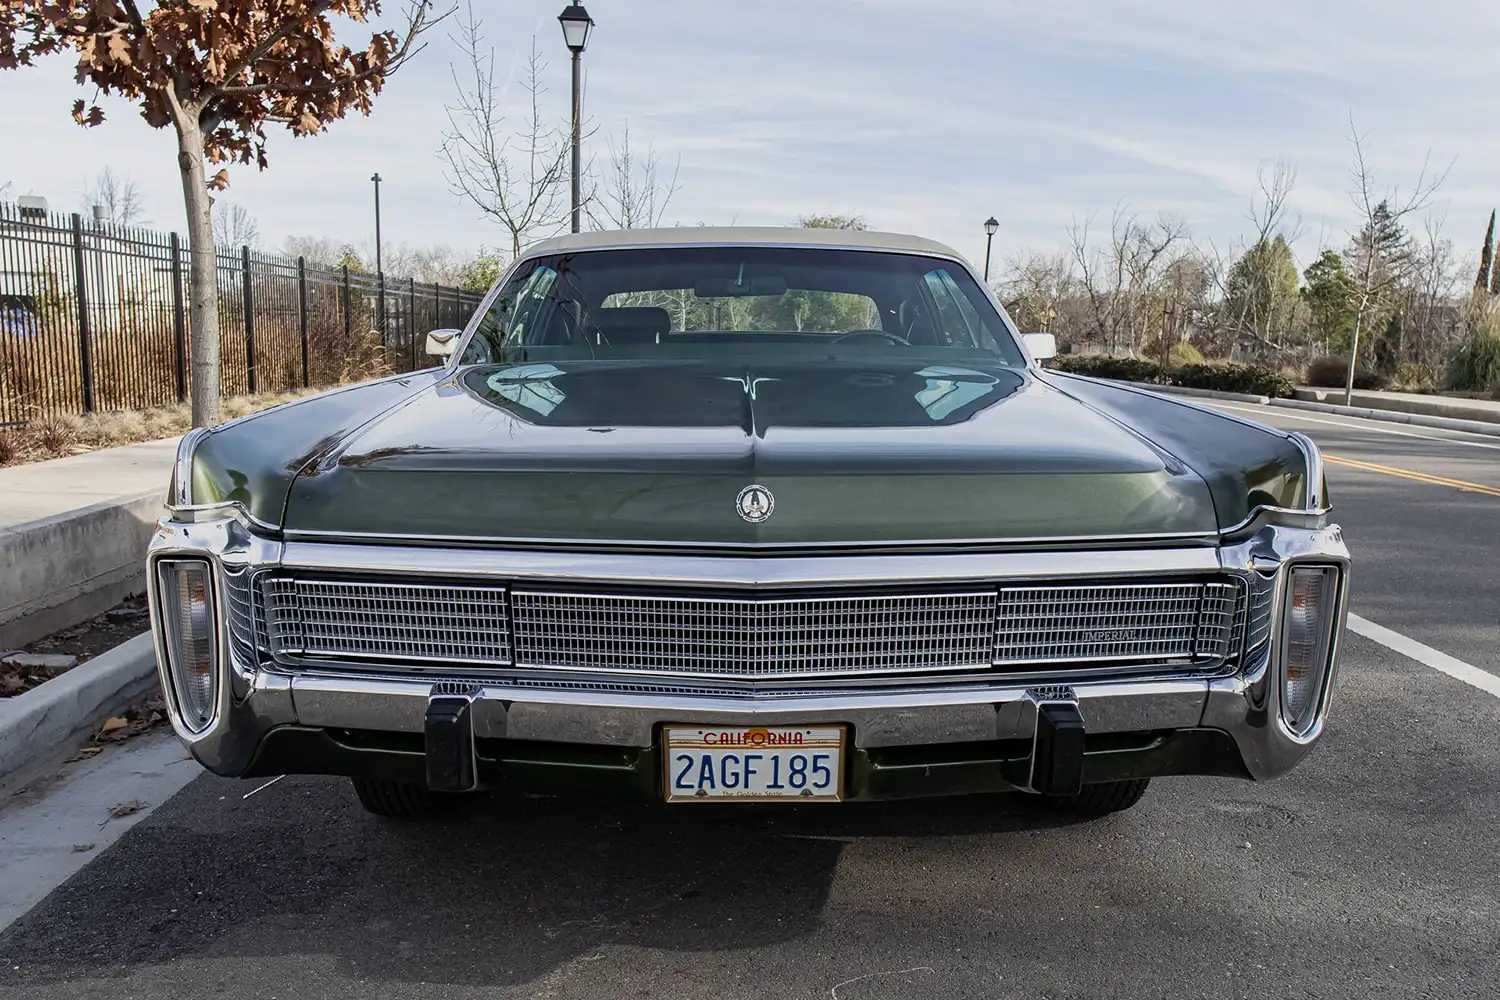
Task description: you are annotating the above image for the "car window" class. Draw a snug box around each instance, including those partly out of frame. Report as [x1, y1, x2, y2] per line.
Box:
[459, 247, 1026, 367]
[600, 289, 879, 334]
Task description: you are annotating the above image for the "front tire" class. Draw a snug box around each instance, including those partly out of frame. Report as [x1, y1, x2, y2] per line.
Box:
[1044, 778, 1151, 817]
[351, 778, 470, 819]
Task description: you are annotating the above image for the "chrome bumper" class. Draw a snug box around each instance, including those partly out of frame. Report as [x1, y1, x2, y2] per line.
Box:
[146, 510, 1350, 786]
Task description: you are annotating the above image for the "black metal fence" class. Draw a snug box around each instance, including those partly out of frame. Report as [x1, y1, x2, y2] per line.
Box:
[0, 201, 486, 423]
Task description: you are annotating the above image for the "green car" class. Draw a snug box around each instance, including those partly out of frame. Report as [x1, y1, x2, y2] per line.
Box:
[147, 227, 1349, 819]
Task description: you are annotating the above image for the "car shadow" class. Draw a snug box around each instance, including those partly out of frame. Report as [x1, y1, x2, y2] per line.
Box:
[0, 774, 1091, 989]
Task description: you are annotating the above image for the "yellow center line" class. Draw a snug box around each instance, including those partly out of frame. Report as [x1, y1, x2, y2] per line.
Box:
[1324, 455, 1500, 498]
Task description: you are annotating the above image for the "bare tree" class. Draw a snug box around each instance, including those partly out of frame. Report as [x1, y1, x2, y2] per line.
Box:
[441, 3, 572, 258]
[1341, 120, 1450, 403]
[1068, 207, 1193, 355]
[587, 122, 681, 230]
[999, 252, 1076, 334]
[1201, 160, 1304, 356]
[212, 200, 260, 248]
[82, 166, 145, 226]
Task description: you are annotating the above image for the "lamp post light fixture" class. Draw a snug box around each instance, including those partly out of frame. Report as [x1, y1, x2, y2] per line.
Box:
[558, 2, 595, 234]
[983, 216, 999, 282]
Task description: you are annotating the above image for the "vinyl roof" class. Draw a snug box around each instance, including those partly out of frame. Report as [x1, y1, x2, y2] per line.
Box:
[524, 226, 965, 259]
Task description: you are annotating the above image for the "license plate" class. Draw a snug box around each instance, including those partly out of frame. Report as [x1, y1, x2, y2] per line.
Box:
[663, 725, 845, 802]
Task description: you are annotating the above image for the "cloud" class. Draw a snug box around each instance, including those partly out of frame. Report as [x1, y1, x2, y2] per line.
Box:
[0, 0, 1494, 274]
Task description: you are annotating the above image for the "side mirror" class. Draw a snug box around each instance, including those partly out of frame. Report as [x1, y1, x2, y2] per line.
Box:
[425, 328, 462, 359]
[1021, 332, 1057, 362]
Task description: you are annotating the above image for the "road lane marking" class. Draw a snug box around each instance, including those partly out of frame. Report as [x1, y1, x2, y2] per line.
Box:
[1349, 614, 1500, 699]
[1205, 403, 1500, 451]
[1323, 455, 1500, 498]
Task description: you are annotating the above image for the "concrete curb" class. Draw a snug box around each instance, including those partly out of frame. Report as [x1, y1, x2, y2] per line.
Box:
[1121, 382, 1500, 438]
[0, 632, 160, 791]
[0, 489, 162, 649]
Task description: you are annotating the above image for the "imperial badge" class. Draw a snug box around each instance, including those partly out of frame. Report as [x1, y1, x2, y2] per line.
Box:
[736, 485, 775, 523]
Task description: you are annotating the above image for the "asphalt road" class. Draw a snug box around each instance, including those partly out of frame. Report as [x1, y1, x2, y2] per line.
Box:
[2, 402, 1498, 1000]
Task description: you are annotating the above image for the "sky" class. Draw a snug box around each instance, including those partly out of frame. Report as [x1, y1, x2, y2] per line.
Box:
[1, 0, 1497, 275]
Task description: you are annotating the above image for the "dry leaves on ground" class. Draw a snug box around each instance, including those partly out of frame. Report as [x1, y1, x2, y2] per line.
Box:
[103, 800, 145, 825]
[62, 698, 168, 763]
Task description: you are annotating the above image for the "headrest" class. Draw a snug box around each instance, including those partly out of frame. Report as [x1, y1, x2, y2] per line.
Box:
[594, 306, 671, 345]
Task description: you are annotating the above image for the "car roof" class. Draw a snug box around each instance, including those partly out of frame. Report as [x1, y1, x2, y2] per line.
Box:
[524, 226, 965, 260]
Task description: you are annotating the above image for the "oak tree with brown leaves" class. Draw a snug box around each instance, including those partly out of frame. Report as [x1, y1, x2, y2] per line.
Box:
[0, 0, 441, 425]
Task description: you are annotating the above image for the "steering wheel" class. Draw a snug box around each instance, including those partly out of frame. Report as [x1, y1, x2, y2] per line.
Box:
[831, 329, 911, 346]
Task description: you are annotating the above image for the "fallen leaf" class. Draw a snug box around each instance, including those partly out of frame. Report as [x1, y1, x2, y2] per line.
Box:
[65, 745, 104, 762]
[71, 844, 95, 853]
[106, 800, 145, 820]
[99, 716, 129, 733]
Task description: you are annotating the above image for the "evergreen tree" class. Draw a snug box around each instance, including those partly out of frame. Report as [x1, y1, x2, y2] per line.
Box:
[1478, 210, 1496, 292]
[1302, 250, 1357, 354]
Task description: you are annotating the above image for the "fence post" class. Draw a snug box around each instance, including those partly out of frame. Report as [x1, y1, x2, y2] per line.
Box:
[297, 256, 310, 388]
[69, 213, 95, 413]
[342, 264, 352, 341]
[408, 276, 417, 369]
[433, 281, 441, 328]
[169, 232, 188, 403]
[241, 245, 257, 394]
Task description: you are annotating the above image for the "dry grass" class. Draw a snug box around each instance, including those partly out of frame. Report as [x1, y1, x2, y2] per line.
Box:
[0, 385, 327, 469]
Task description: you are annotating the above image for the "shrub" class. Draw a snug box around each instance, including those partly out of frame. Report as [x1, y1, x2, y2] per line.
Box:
[1173, 362, 1295, 398]
[1049, 355, 1168, 384]
[34, 415, 78, 455]
[1169, 341, 1205, 366]
[1306, 355, 1384, 390]
[1051, 355, 1294, 398]
[0, 430, 15, 466]
[1390, 362, 1439, 394]
[1447, 331, 1500, 393]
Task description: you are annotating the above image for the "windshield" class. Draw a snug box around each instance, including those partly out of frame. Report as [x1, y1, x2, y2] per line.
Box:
[457, 247, 1028, 367]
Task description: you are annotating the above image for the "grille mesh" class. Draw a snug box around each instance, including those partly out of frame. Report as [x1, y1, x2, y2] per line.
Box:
[1243, 574, 1276, 654]
[994, 581, 1239, 667]
[254, 573, 1249, 679]
[264, 578, 511, 665]
[510, 590, 998, 678]
[221, 565, 262, 669]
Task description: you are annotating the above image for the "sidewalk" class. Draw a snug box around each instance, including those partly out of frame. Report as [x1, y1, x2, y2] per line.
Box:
[1294, 387, 1500, 425]
[0, 437, 179, 530]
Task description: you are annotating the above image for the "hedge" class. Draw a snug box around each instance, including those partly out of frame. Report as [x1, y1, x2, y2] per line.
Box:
[1050, 355, 1295, 399]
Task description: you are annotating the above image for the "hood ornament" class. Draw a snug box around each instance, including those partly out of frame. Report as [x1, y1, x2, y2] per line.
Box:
[736, 485, 775, 523]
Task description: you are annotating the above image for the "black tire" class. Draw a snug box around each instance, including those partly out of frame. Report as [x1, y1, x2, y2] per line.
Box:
[351, 778, 468, 819]
[1044, 778, 1151, 817]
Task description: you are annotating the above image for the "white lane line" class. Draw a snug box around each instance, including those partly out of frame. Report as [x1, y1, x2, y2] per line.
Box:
[1349, 614, 1500, 698]
[1205, 403, 1500, 451]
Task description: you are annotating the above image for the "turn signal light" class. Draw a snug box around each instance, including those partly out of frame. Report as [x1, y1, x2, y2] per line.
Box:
[1282, 565, 1338, 735]
[158, 559, 217, 733]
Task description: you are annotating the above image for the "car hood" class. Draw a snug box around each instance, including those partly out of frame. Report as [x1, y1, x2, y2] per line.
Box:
[276, 359, 1220, 545]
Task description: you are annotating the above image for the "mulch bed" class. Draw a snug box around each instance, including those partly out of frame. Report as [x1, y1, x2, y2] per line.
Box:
[1, 594, 151, 697]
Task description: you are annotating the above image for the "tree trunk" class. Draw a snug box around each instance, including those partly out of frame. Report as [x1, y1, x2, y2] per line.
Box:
[174, 115, 221, 427]
[1343, 307, 1366, 407]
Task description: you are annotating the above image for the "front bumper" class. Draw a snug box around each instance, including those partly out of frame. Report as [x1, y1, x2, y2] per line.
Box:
[146, 511, 1350, 799]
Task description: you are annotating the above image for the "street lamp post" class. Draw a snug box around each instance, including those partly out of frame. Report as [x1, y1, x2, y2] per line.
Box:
[558, 3, 595, 234]
[371, 171, 384, 337]
[371, 172, 383, 276]
[983, 216, 999, 282]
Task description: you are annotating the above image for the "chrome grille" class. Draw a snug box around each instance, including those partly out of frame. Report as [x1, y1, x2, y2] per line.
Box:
[509, 590, 998, 679]
[221, 565, 262, 669]
[250, 572, 1250, 680]
[1244, 574, 1276, 654]
[264, 578, 511, 665]
[994, 581, 1240, 668]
